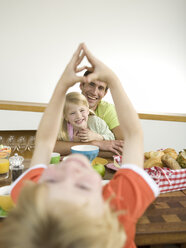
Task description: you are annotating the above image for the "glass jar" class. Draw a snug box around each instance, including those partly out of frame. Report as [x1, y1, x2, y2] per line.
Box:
[9, 153, 24, 182]
[0, 159, 9, 180]
[0, 145, 11, 180]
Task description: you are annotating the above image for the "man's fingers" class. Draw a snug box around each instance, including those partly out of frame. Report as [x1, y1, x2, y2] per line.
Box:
[117, 146, 123, 154]
[110, 148, 121, 156]
[115, 141, 124, 149]
[109, 141, 123, 155]
[113, 143, 123, 154]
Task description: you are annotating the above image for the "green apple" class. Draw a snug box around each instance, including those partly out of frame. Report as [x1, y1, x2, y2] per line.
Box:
[92, 163, 105, 177]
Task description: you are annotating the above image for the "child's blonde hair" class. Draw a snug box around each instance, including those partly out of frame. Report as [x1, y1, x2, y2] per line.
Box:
[58, 92, 91, 141]
[0, 182, 126, 248]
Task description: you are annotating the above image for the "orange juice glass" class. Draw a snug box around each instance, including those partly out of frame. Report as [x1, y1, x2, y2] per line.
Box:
[0, 159, 10, 180]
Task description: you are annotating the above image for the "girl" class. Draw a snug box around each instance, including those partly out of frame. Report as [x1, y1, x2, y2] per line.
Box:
[58, 91, 115, 142]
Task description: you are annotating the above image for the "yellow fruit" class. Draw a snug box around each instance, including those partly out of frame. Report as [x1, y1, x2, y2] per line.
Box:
[0, 195, 14, 211]
[0, 159, 9, 173]
[114, 160, 121, 168]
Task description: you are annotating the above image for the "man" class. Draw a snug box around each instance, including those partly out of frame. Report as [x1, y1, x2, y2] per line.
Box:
[54, 71, 123, 157]
[81, 70, 122, 139]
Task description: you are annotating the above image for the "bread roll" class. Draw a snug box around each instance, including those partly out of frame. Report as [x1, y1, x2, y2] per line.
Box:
[163, 148, 178, 160]
[161, 154, 181, 170]
[144, 151, 164, 160]
[144, 157, 164, 168]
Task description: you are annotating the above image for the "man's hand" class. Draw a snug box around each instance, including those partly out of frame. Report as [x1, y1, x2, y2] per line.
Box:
[92, 140, 123, 156]
[77, 128, 103, 142]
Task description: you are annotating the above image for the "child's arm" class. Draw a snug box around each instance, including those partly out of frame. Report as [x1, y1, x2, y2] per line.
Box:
[77, 116, 115, 141]
[30, 44, 85, 167]
[54, 139, 123, 157]
[82, 44, 144, 168]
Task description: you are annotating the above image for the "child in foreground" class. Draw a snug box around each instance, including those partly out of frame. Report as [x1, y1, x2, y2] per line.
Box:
[0, 43, 159, 248]
[58, 91, 115, 142]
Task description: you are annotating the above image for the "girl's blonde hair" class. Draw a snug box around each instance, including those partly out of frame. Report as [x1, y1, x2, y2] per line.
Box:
[58, 92, 91, 141]
[0, 182, 126, 248]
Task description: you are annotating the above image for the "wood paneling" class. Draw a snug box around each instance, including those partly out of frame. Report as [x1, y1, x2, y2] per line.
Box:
[0, 100, 186, 122]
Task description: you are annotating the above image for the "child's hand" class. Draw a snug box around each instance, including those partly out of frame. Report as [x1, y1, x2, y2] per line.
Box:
[77, 128, 103, 142]
[73, 131, 81, 142]
[61, 43, 86, 88]
[82, 43, 117, 86]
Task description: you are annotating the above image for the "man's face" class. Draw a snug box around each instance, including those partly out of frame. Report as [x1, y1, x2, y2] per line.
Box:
[80, 81, 107, 111]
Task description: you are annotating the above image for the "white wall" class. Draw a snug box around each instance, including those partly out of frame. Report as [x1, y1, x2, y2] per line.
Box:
[0, 0, 185, 110]
[141, 119, 186, 152]
[0, 0, 186, 151]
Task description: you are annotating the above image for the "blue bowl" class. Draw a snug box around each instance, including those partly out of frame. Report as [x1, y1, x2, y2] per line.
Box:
[71, 145, 99, 162]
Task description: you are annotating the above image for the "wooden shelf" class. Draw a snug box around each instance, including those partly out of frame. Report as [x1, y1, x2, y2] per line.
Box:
[0, 100, 186, 122]
[139, 113, 186, 122]
[0, 100, 46, 112]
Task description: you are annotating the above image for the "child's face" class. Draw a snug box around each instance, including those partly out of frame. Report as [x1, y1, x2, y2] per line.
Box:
[66, 103, 89, 129]
[39, 154, 104, 216]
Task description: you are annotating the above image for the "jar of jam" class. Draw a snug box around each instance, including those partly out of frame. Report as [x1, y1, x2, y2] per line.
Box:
[9, 153, 24, 182]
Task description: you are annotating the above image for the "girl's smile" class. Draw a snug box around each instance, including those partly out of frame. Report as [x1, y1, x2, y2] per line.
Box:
[66, 103, 89, 130]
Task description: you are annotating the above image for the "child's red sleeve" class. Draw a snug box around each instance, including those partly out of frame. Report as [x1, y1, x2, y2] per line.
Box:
[10, 165, 46, 204]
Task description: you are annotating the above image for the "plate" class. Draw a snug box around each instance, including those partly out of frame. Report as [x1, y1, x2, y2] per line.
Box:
[102, 180, 110, 186]
[0, 185, 11, 195]
[92, 157, 108, 166]
[106, 163, 120, 171]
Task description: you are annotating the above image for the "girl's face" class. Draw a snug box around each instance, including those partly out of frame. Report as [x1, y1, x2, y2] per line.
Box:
[65, 103, 89, 129]
[39, 154, 104, 216]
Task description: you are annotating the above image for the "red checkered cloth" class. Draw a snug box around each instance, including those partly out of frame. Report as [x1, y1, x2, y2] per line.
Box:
[144, 167, 186, 193]
[113, 155, 186, 193]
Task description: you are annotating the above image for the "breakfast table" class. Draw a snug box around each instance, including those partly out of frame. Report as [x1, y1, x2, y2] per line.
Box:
[0, 157, 186, 247]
